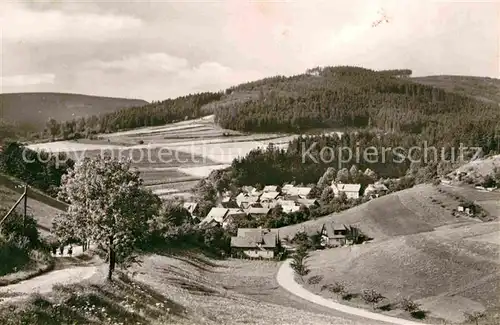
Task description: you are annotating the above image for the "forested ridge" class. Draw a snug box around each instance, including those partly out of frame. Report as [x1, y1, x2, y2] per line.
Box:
[214, 66, 500, 154]
[40, 92, 223, 140]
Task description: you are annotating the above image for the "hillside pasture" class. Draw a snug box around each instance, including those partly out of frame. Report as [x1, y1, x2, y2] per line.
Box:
[0, 185, 60, 234]
[277, 184, 474, 241]
[26, 115, 297, 198]
[303, 221, 500, 323]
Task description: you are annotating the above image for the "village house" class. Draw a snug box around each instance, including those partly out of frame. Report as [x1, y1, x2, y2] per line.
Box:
[331, 182, 362, 199]
[244, 207, 271, 219]
[296, 198, 319, 207]
[320, 222, 359, 247]
[222, 208, 247, 228]
[282, 205, 301, 214]
[230, 228, 279, 259]
[281, 184, 295, 195]
[199, 208, 229, 227]
[284, 186, 312, 198]
[182, 202, 200, 220]
[220, 196, 239, 208]
[259, 191, 281, 207]
[457, 203, 476, 216]
[236, 192, 261, 209]
[262, 185, 279, 193]
[363, 183, 389, 199]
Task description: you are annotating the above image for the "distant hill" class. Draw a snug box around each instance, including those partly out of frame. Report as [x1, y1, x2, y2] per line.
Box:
[0, 92, 148, 131]
[412, 75, 500, 104]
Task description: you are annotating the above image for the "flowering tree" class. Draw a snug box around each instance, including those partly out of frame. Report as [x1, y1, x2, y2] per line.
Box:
[57, 156, 161, 280]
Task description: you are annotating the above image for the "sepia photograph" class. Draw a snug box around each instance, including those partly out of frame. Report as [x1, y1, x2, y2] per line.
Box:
[0, 1, 499, 324]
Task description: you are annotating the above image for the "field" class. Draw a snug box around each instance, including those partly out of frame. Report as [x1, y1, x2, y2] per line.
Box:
[277, 184, 478, 241]
[275, 183, 499, 323]
[0, 253, 394, 325]
[0, 185, 62, 235]
[27, 115, 296, 200]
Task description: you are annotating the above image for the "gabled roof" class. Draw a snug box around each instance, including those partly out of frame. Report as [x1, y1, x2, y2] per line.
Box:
[183, 202, 198, 215]
[241, 186, 256, 193]
[296, 198, 318, 207]
[236, 193, 260, 202]
[231, 228, 277, 248]
[276, 199, 297, 206]
[260, 191, 280, 200]
[321, 222, 348, 237]
[282, 205, 301, 213]
[364, 184, 388, 192]
[203, 208, 229, 224]
[227, 208, 246, 216]
[245, 207, 271, 215]
[296, 187, 312, 196]
[263, 185, 278, 192]
[331, 183, 361, 193]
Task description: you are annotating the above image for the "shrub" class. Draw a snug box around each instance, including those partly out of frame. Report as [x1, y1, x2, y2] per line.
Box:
[307, 275, 323, 285]
[361, 289, 385, 309]
[400, 298, 420, 313]
[464, 311, 486, 325]
[321, 282, 346, 297]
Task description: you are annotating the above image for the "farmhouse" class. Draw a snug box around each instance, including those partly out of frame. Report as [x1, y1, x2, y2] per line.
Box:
[230, 228, 279, 259]
[457, 203, 476, 216]
[220, 196, 238, 208]
[223, 208, 247, 228]
[183, 202, 199, 218]
[320, 222, 359, 247]
[296, 198, 319, 207]
[331, 182, 362, 199]
[244, 207, 271, 218]
[363, 183, 389, 199]
[259, 191, 281, 203]
[262, 185, 279, 192]
[236, 192, 261, 209]
[199, 208, 228, 227]
[281, 184, 295, 195]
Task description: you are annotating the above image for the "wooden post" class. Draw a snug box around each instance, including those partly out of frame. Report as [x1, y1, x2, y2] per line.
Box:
[23, 185, 27, 237]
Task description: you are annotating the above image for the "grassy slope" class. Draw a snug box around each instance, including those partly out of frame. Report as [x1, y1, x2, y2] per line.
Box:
[304, 221, 500, 323]
[0, 92, 148, 130]
[412, 75, 500, 104]
[275, 183, 499, 322]
[0, 255, 381, 325]
[277, 184, 475, 241]
[0, 173, 68, 234]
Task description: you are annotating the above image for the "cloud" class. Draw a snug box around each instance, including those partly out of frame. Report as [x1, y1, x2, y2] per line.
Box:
[86, 53, 189, 73]
[0, 2, 142, 42]
[1, 73, 55, 88]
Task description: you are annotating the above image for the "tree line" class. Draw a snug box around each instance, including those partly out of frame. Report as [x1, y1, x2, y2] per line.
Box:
[215, 66, 499, 154]
[42, 92, 223, 140]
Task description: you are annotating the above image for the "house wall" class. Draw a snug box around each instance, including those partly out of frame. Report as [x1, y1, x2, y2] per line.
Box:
[242, 249, 274, 259]
[345, 191, 359, 199]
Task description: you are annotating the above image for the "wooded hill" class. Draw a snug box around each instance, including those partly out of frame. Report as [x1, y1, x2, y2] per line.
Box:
[0, 92, 148, 135]
[14, 67, 499, 156]
[213, 67, 499, 154]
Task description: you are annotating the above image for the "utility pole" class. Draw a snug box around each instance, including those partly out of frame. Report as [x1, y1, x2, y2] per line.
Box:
[23, 184, 27, 237]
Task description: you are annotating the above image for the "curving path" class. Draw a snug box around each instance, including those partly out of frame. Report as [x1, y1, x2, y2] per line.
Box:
[276, 259, 432, 325]
[0, 266, 100, 304]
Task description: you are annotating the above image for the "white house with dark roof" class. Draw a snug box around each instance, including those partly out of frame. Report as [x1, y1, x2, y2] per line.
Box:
[263, 185, 279, 193]
[236, 192, 261, 209]
[331, 182, 362, 199]
[183, 202, 200, 219]
[199, 208, 228, 227]
[363, 183, 389, 199]
[230, 228, 279, 259]
[223, 208, 247, 228]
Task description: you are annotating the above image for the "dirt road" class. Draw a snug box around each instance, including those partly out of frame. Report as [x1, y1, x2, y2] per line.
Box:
[276, 259, 432, 325]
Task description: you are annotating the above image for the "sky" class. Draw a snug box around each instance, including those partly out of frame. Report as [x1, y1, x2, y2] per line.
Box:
[0, 0, 498, 102]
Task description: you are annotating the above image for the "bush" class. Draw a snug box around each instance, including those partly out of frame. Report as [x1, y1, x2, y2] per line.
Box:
[321, 281, 346, 297]
[0, 210, 40, 249]
[307, 275, 323, 285]
[361, 289, 385, 308]
[400, 298, 420, 313]
[290, 246, 310, 277]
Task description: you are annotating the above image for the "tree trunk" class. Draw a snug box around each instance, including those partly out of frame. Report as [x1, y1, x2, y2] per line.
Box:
[107, 236, 115, 281]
